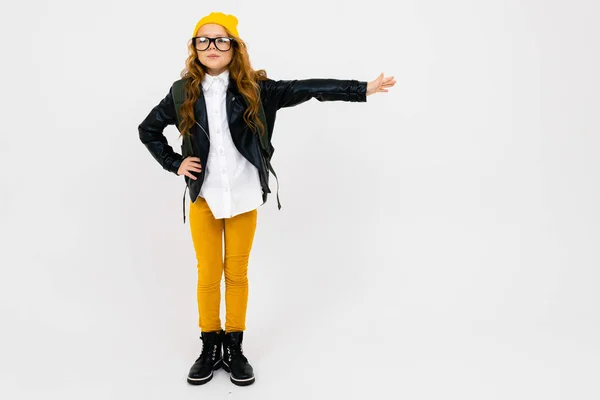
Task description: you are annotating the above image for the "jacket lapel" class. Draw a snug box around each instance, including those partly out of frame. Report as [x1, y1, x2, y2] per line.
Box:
[194, 88, 209, 135]
[226, 75, 240, 127]
[225, 76, 261, 170]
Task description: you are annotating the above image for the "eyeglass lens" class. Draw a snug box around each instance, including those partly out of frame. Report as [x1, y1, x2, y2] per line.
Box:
[195, 37, 232, 51]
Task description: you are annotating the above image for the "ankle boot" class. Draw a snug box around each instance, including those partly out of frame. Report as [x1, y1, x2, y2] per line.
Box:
[222, 331, 255, 386]
[187, 330, 223, 385]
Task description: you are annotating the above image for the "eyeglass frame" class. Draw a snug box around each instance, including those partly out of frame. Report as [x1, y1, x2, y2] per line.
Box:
[192, 36, 237, 52]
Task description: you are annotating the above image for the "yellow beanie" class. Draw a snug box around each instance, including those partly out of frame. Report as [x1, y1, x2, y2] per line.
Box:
[192, 12, 240, 38]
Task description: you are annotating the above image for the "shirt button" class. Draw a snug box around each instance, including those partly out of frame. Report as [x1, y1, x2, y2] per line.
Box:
[219, 148, 224, 155]
[217, 128, 221, 133]
[224, 187, 229, 192]
[221, 168, 226, 174]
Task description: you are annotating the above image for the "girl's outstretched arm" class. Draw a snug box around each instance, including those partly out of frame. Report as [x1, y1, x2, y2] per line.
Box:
[261, 78, 368, 109]
[260, 72, 396, 109]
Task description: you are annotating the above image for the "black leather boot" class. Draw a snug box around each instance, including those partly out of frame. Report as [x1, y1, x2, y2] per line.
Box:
[222, 331, 255, 386]
[187, 330, 223, 385]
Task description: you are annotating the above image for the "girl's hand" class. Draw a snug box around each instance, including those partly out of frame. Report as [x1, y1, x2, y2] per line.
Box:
[366, 72, 396, 96]
[177, 156, 202, 180]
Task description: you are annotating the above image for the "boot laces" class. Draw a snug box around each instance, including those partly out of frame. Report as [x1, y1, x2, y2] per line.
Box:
[227, 343, 248, 363]
[197, 336, 219, 362]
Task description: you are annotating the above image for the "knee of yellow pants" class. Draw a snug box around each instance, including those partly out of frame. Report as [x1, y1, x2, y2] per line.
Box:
[196, 279, 221, 293]
[196, 261, 223, 279]
[224, 271, 248, 288]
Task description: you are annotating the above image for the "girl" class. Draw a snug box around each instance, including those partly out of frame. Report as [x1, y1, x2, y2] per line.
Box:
[138, 12, 395, 387]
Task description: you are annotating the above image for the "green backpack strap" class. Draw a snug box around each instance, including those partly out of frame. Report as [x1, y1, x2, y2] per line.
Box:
[256, 102, 269, 153]
[171, 78, 193, 156]
[171, 79, 186, 127]
[253, 90, 281, 210]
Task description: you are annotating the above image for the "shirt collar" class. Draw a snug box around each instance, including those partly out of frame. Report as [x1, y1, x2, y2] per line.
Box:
[202, 69, 229, 92]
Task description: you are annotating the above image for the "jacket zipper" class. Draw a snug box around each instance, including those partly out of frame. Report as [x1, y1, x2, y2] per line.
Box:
[193, 121, 209, 198]
[183, 112, 214, 223]
[195, 120, 210, 140]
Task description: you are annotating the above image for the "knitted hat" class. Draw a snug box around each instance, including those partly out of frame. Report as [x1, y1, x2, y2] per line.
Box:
[192, 12, 239, 38]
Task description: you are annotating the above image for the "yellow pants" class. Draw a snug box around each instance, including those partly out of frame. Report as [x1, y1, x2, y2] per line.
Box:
[188, 196, 258, 333]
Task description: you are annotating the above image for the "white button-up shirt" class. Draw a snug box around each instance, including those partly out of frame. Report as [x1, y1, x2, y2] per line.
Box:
[197, 69, 264, 219]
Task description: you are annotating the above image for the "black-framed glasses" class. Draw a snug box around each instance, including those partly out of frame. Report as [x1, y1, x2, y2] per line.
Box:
[192, 36, 236, 51]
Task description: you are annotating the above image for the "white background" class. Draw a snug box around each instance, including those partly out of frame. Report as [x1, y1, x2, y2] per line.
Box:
[1, 0, 599, 399]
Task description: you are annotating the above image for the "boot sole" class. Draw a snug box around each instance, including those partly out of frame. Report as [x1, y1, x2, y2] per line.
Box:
[222, 361, 255, 386]
[186, 359, 223, 385]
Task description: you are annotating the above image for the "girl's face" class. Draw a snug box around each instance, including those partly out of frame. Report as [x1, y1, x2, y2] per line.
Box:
[194, 23, 234, 76]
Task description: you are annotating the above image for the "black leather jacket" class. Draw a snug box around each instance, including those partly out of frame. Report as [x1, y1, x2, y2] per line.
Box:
[138, 76, 367, 220]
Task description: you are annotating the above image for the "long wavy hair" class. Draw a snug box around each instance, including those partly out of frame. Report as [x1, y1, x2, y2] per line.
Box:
[178, 28, 268, 140]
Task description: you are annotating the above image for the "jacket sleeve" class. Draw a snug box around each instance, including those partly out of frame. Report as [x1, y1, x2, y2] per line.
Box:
[138, 85, 184, 175]
[261, 78, 367, 110]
